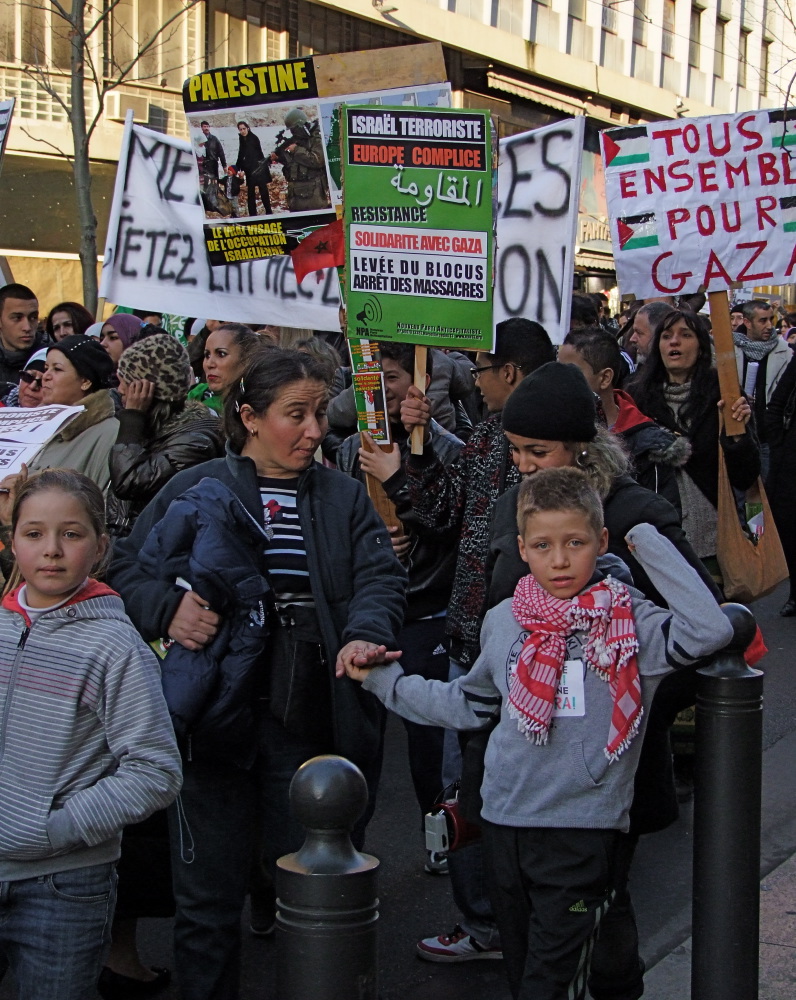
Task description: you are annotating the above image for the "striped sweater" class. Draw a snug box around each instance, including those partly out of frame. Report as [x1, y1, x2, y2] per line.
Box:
[0, 580, 182, 881]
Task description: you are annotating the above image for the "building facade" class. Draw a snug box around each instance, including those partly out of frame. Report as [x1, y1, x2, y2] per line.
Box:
[0, 0, 793, 307]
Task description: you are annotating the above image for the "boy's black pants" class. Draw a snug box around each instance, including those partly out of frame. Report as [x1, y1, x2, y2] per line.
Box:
[481, 822, 620, 1000]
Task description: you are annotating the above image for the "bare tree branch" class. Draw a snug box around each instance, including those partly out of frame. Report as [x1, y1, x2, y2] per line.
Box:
[19, 64, 71, 116]
[19, 125, 71, 160]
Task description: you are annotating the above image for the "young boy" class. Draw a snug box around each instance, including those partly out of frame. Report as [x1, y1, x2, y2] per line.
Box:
[344, 467, 733, 1000]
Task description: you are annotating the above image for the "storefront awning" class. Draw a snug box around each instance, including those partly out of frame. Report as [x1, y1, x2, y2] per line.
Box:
[486, 72, 586, 117]
[575, 251, 615, 271]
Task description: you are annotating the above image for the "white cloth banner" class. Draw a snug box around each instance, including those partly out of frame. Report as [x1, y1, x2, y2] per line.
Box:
[102, 117, 586, 339]
[603, 109, 796, 298]
[494, 117, 584, 344]
[100, 122, 341, 329]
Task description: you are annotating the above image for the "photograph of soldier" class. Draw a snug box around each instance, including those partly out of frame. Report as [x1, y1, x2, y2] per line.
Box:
[271, 107, 331, 213]
[234, 120, 273, 216]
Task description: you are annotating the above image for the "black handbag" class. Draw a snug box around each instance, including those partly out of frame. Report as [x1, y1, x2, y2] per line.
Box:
[267, 604, 333, 741]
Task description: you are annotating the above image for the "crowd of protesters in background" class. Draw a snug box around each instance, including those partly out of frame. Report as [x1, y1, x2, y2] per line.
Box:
[0, 275, 783, 1000]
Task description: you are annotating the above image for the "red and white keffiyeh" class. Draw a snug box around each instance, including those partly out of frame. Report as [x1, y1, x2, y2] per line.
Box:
[509, 574, 642, 761]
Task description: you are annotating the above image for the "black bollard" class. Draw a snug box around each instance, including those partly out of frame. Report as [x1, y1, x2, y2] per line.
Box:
[692, 603, 763, 1000]
[276, 755, 379, 1000]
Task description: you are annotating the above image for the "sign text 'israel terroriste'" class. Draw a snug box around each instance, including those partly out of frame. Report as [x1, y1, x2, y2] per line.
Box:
[602, 109, 796, 297]
[343, 106, 494, 352]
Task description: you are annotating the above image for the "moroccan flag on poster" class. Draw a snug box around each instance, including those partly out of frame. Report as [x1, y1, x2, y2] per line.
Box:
[769, 109, 796, 147]
[290, 218, 345, 284]
[601, 125, 650, 167]
[617, 213, 659, 251]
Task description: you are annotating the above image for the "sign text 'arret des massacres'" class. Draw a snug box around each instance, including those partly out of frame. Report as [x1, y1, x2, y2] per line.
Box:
[343, 105, 494, 352]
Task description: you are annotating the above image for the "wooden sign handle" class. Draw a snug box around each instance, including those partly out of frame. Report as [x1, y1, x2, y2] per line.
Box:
[411, 345, 428, 456]
[360, 431, 401, 529]
[708, 290, 745, 437]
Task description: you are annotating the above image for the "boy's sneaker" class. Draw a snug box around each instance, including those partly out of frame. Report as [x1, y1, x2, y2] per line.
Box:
[417, 925, 503, 962]
[424, 850, 449, 875]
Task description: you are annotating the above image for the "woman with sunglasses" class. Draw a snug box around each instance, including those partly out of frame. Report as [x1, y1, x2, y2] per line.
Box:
[1, 348, 48, 407]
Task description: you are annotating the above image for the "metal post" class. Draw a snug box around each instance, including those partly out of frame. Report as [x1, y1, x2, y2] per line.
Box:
[692, 603, 763, 1000]
[276, 755, 379, 1000]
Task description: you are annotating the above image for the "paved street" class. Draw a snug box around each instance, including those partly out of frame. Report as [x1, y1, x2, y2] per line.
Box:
[2, 583, 794, 999]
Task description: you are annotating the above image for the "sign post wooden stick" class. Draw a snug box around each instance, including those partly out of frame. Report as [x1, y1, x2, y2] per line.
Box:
[360, 431, 400, 529]
[709, 290, 745, 437]
[411, 345, 428, 456]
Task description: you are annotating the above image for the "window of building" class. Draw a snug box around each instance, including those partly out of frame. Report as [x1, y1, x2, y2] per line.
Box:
[689, 5, 701, 69]
[662, 0, 676, 57]
[492, 0, 523, 34]
[714, 19, 725, 78]
[738, 27, 750, 88]
[632, 0, 648, 46]
[601, 0, 618, 33]
[760, 38, 770, 95]
[107, 0, 201, 87]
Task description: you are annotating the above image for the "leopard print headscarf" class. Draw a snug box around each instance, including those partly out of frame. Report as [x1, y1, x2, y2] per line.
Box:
[117, 334, 193, 402]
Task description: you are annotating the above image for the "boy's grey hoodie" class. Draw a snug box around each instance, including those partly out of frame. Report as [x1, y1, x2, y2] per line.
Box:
[364, 523, 733, 833]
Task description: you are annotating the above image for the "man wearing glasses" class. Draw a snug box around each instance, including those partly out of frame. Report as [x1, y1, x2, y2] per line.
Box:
[399, 317, 556, 963]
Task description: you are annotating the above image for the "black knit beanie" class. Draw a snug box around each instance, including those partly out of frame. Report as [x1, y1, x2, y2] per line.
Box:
[49, 335, 115, 393]
[502, 362, 597, 442]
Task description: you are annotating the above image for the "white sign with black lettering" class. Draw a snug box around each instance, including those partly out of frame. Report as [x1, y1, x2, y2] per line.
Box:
[100, 120, 341, 329]
[495, 118, 585, 344]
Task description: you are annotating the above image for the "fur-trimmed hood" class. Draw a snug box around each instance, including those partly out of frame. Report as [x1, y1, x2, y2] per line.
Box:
[55, 389, 115, 442]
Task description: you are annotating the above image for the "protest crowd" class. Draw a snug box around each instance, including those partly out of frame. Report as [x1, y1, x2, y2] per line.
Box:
[0, 268, 786, 1000]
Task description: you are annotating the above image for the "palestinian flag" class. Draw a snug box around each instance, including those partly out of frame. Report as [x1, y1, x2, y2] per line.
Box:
[780, 196, 796, 232]
[602, 126, 650, 167]
[617, 213, 658, 251]
[769, 109, 796, 147]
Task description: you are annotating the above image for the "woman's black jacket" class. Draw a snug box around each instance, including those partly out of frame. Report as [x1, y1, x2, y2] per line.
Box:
[235, 130, 265, 175]
[108, 446, 407, 770]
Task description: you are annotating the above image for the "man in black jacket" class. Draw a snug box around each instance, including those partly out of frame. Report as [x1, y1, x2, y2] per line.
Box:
[199, 121, 227, 181]
[0, 283, 47, 384]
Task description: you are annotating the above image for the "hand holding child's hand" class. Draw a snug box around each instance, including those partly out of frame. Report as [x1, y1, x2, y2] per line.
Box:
[335, 641, 402, 680]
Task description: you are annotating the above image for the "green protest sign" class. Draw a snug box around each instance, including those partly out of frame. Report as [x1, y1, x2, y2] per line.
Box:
[342, 105, 494, 351]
